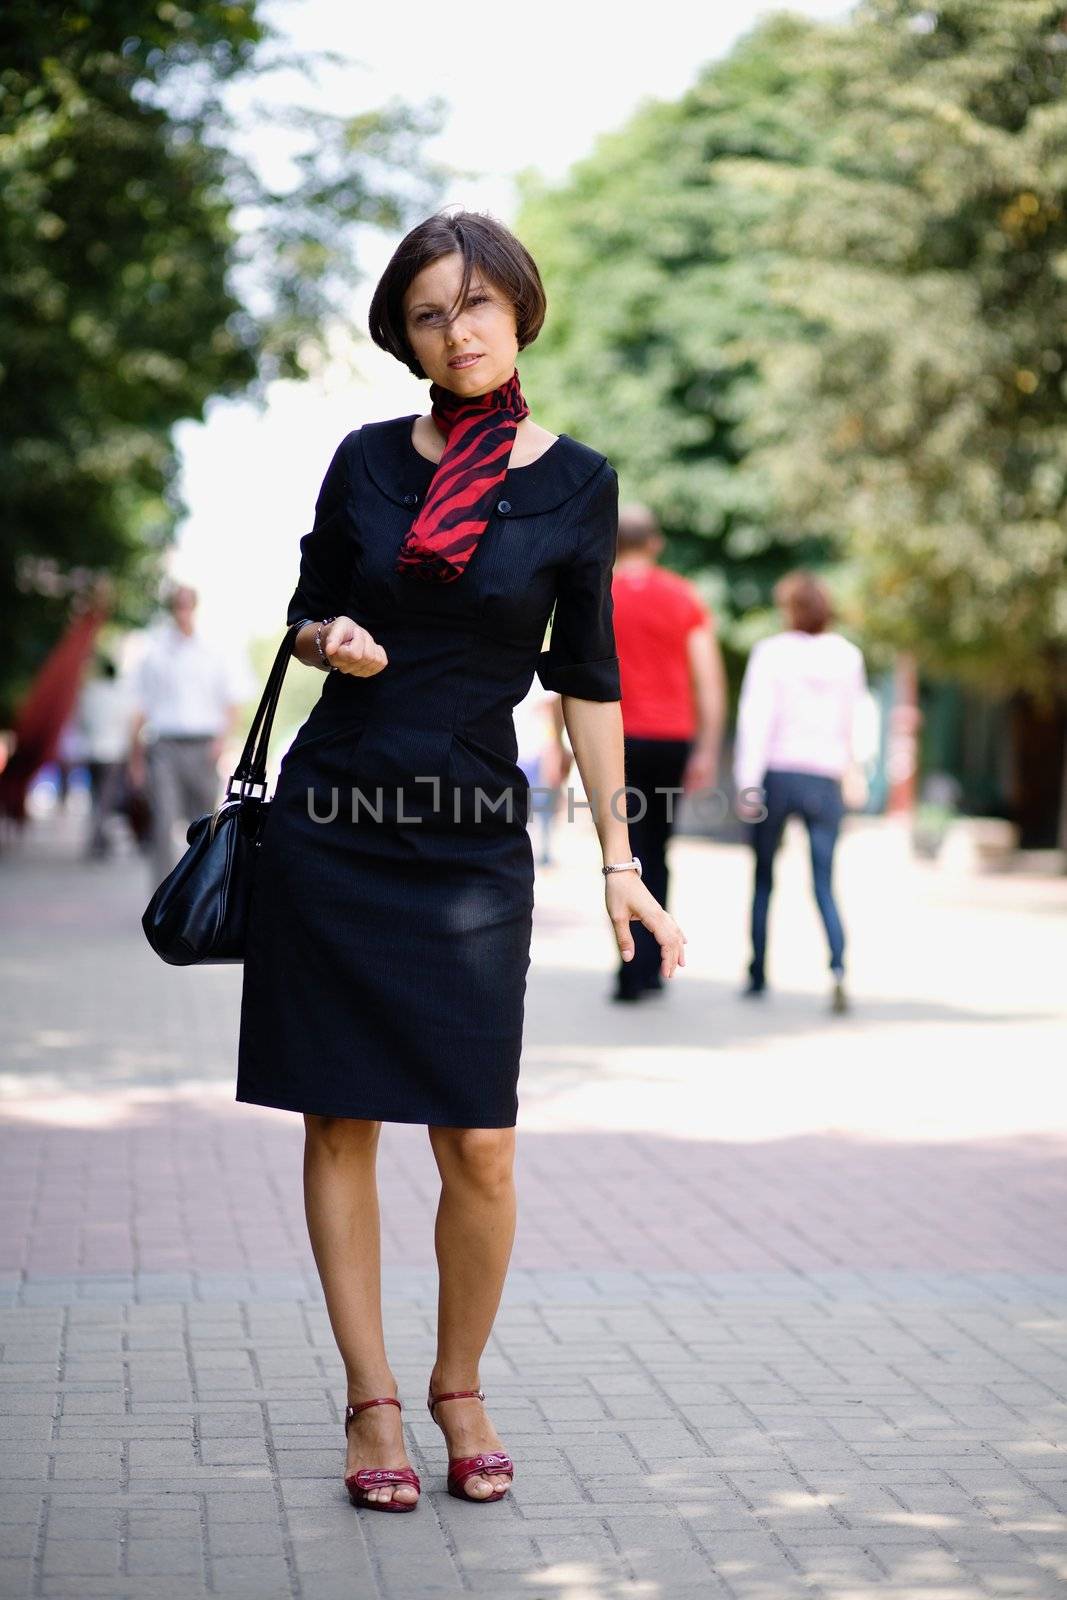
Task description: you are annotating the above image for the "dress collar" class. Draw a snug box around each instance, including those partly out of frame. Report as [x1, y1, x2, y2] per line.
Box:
[359, 414, 607, 517]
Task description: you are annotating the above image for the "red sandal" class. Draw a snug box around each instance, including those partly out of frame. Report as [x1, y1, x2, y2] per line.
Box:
[427, 1387, 514, 1503]
[343, 1397, 421, 1512]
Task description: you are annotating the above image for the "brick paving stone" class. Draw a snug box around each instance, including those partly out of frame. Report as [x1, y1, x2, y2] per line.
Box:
[0, 1527, 35, 1559]
[200, 1490, 280, 1523]
[39, 1584, 212, 1600]
[39, 1538, 118, 1576]
[124, 1537, 203, 1578]
[208, 1554, 291, 1592]
[3, 815, 1067, 1596]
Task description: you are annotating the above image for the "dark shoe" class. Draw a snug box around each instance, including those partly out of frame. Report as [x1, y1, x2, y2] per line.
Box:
[830, 980, 849, 1015]
[741, 978, 766, 998]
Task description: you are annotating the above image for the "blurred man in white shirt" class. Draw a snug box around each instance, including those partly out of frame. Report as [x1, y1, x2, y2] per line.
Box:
[129, 584, 245, 884]
[734, 571, 869, 1014]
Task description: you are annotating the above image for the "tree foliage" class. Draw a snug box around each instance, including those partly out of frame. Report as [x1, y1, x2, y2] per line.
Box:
[735, 0, 1067, 696]
[518, 3, 1067, 697]
[516, 16, 841, 647]
[0, 1, 442, 720]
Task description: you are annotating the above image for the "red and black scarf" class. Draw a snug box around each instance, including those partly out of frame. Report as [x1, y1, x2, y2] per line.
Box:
[395, 369, 530, 583]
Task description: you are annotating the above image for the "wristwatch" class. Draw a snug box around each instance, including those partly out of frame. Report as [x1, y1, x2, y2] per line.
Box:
[602, 857, 642, 878]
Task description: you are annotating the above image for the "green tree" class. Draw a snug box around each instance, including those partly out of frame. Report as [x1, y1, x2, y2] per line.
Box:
[733, 0, 1067, 698]
[516, 15, 838, 656]
[0, 2, 442, 720]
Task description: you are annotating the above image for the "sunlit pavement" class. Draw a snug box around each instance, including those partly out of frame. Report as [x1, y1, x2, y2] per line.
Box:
[1, 804, 1065, 1600]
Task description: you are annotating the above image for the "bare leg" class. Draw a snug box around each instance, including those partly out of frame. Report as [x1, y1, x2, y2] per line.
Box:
[427, 1126, 516, 1500]
[303, 1115, 417, 1506]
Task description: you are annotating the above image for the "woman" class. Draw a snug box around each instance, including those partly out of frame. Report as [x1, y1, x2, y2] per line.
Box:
[733, 570, 868, 1014]
[236, 211, 686, 1512]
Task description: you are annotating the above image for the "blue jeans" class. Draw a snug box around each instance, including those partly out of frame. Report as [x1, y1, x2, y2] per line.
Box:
[748, 768, 846, 985]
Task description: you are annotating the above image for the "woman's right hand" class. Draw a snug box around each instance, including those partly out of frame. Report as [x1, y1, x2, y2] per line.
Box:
[322, 616, 389, 677]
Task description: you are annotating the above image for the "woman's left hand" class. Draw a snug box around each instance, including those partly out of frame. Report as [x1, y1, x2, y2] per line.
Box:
[605, 872, 687, 978]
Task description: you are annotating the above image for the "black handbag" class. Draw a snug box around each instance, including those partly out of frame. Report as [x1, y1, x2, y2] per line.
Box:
[141, 620, 304, 966]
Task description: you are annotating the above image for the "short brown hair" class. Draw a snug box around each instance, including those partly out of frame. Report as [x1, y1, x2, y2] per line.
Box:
[774, 570, 833, 634]
[616, 503, 661, 554]
[368, 209, 547, 379]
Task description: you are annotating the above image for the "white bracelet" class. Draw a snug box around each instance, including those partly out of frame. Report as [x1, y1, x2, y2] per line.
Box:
[602, 857, 642, 878]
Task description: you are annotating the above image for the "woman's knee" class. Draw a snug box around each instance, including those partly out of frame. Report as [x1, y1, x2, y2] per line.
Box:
[304, 1115, 381, 1161]
[434, 1127, 515, 1195]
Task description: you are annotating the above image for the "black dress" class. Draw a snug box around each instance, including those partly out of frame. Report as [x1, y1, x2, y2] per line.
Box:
[236, 415, 621, 1128]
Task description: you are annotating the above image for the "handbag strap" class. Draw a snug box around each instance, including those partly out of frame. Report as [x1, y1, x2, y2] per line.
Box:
[228, 620, 307, 797]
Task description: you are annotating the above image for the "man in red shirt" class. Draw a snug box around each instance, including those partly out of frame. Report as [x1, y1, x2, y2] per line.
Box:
[610, 504, 726, 1001]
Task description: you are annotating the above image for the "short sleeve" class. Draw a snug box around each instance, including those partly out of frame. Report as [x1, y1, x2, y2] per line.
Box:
[535, 464, 622, 701]
[285, 436, 355, 627]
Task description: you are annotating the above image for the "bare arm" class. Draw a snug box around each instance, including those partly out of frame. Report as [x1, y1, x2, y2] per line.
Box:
[561, 695, 687, 978]
[684, 619, 727, 792]
[128, 708, 147, 783]
[558, 696, 631, 865]
[292, 620, 325, 669]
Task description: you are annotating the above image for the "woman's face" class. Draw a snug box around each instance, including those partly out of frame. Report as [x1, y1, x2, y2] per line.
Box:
[403, 251, 519, 397]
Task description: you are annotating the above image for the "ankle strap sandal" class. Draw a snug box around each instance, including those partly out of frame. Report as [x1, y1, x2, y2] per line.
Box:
[426, 1388, 514, 1503]
[343, 1397, 421, 1512]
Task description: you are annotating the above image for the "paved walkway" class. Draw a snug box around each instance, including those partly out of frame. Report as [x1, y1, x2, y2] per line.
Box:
[1, 805, 1065, 1599]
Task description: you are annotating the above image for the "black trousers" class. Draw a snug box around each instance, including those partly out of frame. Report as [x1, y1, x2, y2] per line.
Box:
[618, 736, 692, 996]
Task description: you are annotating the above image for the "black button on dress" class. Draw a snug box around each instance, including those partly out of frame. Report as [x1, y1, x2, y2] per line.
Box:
[236, 415, 622, 1128]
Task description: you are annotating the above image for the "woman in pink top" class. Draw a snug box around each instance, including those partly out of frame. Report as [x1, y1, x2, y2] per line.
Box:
[733, 572, 868, 1013]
